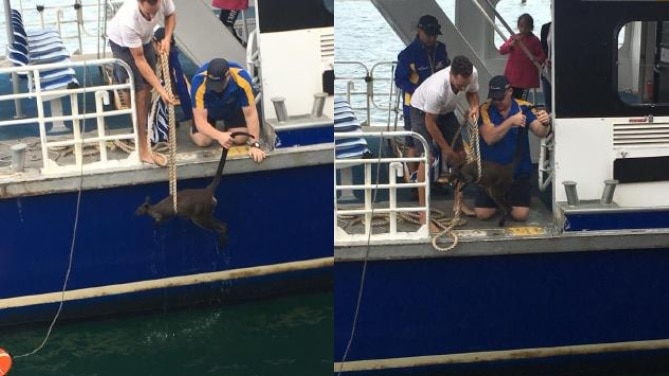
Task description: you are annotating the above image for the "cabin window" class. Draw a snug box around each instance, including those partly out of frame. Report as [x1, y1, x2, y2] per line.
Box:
[617, 21, 669, 105]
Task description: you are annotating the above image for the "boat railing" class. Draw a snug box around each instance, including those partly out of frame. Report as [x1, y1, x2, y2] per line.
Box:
[5, 0, 114, 59]
[334, 60, 401, 129]
[0, 58, 140, 175]
[335, 130, 432, 246]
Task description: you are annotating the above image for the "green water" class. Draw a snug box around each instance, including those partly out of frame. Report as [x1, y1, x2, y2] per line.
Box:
[0, 292, 333, 376]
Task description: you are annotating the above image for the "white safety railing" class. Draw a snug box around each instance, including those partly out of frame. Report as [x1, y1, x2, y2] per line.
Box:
[334, 61, 401, 129]
[335, 130, 432, 246]
[0, 58, 140, 174]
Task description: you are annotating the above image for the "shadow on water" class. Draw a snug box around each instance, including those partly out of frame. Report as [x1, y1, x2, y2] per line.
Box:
[0, 292, 333, 376]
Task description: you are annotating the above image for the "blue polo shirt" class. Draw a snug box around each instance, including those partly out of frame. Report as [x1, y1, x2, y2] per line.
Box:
[191, 61, 255, 121]
[394, 37, 449, 117]
[478, 99, 537, 178]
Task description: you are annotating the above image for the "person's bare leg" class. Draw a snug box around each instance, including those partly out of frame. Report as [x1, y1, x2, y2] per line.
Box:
[407, 147, 417, 176]
[136, 88, 165, 165]
[417, 161, 439, 232]
[457, 191, 476, 216]
[190, 131, 213, 147]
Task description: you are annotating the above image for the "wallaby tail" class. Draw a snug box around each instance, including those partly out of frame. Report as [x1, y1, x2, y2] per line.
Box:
[207, 131, 255, 191]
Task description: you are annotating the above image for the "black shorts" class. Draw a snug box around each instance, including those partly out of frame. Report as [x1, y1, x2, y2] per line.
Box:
[475, 175, 532, 208]
[109, 40, 156, 91]
[402, 105, 415, 148]
[191, 107, 247, 134]
[409, 107, 463, 158]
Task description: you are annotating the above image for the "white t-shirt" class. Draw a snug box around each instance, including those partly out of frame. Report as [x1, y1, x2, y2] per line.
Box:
[410, 66, 479, 115]
[106, 0, 176, 48]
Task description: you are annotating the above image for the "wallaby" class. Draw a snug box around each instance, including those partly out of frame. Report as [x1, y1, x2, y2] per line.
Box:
[453, 121, 529, 227]
[455, 159, 515, 227]
[136, 131, 253, 247]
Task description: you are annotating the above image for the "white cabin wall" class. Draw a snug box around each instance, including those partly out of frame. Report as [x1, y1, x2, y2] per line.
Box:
[258, 28, 334, 122]
[553, 117, 669, 207]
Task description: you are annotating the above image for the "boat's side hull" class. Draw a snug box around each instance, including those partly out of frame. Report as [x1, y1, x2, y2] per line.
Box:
[0, 163, 333, 325]
[334, 246, 669, 374]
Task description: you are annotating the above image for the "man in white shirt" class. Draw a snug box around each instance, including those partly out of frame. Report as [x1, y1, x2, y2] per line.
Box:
[410, 55, 480, 229]
[107, 0, 176, 166]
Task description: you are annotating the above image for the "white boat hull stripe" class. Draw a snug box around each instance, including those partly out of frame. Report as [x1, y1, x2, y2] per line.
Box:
[334, 338, 669, 372]
[0, 257, 334, 309]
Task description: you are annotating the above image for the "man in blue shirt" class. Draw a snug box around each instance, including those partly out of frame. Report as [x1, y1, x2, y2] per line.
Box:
[190, 58, 265, 162]
[394, 15, 450, 180]
[476, 75, 550, 221]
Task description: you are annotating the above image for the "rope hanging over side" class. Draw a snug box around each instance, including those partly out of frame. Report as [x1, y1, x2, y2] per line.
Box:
[158, 51, 178, 213]
[431, 114, 481, 252]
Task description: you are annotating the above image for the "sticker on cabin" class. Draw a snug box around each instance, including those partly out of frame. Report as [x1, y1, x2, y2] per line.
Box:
[507, 226, 545, 236]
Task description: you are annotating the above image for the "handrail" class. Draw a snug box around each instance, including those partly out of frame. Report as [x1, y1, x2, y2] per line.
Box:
[0, 58, 141, 175]
[334, 60, 401, 129]
[335, 130, 432, 246]
[471, 0, 546, 80]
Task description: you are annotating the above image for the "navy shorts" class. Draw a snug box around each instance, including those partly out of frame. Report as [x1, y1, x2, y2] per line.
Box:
[402, 105, 415, 148]
[109, 40, 156, 91]
[409, 107, 463, 158]
[191, 107, 247, 134]
[475, 175, 532, 208]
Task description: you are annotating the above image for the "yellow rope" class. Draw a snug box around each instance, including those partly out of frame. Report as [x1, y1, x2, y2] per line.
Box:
[158, 51, 178, 213]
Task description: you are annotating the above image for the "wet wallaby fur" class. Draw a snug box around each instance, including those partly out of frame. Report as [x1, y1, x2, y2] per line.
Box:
[453, 124, 528, 227]
[454, 159, 514, 227]
[135, 132, 253, 246]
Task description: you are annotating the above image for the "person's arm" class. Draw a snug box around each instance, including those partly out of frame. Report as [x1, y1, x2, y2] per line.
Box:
[129, 46, 174, 104]
[394, 49, 417, 94]
[499, 35, 515, 55]
[192, 107, 233, 148]
[480, 111, 525, 145]
[242, 104, 265, 162]
[424, 112, 464, 165]
[529, 109, 551, 138]
[466, 91, 480, 122]
[158, 12, 176, 55]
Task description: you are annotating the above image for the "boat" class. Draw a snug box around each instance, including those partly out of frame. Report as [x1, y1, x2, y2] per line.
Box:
[0, 0, 334, 326]
[334, 0, 669, 374]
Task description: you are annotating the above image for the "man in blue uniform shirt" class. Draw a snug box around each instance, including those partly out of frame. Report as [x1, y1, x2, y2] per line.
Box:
[476, 75, 550, 221]
[190, 58, 265, 162]
[394, 14, 450, 180]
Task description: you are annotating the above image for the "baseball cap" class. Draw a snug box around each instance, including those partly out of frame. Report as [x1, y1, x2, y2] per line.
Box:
[488, 75, 510, 100]
[205, 58, 230, 92]
[417, 15, 442, 36]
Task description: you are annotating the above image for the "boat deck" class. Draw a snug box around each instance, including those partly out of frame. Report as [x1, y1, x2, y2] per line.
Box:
[0, 118, 243, 179]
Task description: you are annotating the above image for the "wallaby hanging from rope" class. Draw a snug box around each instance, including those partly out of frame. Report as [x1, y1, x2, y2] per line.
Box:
[135, 131, 253, 247]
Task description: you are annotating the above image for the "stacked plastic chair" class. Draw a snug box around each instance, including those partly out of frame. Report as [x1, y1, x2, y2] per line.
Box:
[334, 97, 370, 159]
[7, 9, 78, 91]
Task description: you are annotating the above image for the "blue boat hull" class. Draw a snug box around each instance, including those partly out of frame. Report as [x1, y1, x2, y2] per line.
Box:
[0, 163, 333, 325]
[334, 247, 669, 374]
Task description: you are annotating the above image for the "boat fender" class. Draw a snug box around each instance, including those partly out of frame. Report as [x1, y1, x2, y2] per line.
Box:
[0, 348, 12, 375]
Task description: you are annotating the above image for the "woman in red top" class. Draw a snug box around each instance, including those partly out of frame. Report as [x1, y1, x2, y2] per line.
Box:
[212, 0, 249, 44]
[499, 13, 546, 100]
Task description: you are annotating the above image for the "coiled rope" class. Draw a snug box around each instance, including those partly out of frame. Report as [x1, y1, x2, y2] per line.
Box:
[431, 114, 482, 252]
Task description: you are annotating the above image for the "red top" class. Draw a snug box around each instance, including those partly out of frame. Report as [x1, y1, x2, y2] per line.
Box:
[499, 33, 546, 89]
[212, 0, 249, 10]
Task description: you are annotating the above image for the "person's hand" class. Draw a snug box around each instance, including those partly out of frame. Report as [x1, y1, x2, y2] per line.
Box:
[509, 35, 518, 46]
[216, 132, 234, 149]
[157, 38, 171, 55]
[511, 112, 526, 128]
[158, 88, 176, 106]
[467, 107, 479, 123]
[535, 110, 550, 125]
[248, 146, 266, 163]
[443, 147, 465, 167]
